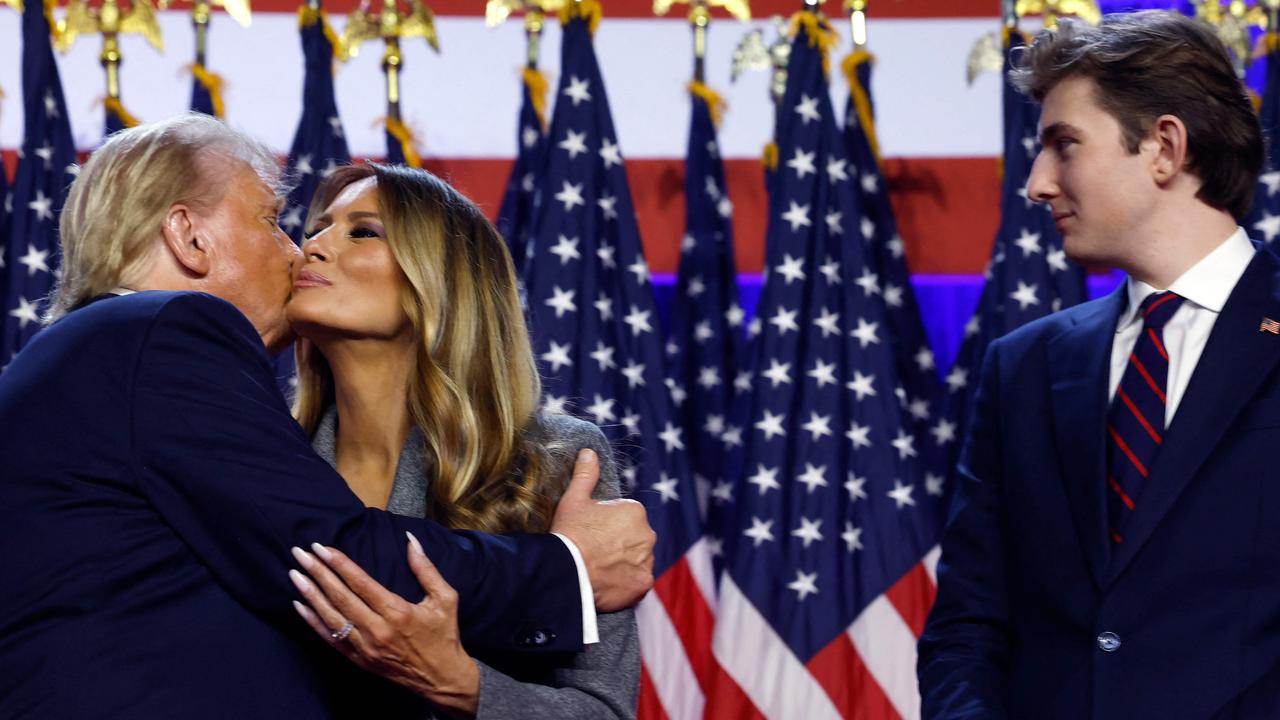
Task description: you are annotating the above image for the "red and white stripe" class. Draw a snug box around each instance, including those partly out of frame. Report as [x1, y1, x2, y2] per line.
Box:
[1, 1, 1014, 275]
[637, 536, 718, 719]
[710, 545, 941, 720]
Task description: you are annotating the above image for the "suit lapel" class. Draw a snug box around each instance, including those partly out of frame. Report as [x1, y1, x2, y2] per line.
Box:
[1109, 249, 1280, 581]
[1047, 287, 1126, 591]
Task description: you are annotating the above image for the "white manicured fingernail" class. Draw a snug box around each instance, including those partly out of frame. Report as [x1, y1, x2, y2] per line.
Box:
[289, 569, 313, 593]
[310, 543, 334, 562]
[406, 531, 424, 556]
[292, 600, 308, 617]
[291, 546, 315, 569]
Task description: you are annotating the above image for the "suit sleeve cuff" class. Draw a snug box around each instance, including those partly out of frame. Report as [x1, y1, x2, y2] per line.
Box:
[553, 532, 599, 645]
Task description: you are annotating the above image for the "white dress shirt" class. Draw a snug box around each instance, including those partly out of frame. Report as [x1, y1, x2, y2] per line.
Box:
[1108, 228, 1256, 426]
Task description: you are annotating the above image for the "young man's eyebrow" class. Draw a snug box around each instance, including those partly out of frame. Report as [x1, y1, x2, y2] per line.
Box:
[1039, 121, 1080, 146]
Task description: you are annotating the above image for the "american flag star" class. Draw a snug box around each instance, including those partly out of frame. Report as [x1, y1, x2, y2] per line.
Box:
[3, 0, 77, 362]
[708, 14, 947, 720]
[518, 11, 711, 720]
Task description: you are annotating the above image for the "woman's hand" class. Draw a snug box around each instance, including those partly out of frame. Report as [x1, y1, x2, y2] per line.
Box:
[289, 533, 480, 717]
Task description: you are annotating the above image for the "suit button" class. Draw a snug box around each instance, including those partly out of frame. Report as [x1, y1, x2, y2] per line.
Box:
[1096, 632, 1121, 653]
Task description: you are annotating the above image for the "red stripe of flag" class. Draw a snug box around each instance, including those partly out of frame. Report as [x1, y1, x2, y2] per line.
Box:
[807, 633, 902, 720]
[883, 561, 937, 637]
[638, 664, 670, 720]
[652, 556, 717, 693]
[706, 662, 768, 720]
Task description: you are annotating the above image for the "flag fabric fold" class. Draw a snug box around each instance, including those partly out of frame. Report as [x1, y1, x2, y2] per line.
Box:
[935, 31, 1088, 485]
[497, 66, 549, 273]
[2, 0, 77, 365]
[841, 49, 941, 477]
[708, 13, 945, 719]
[665, 80, 744, 577]
[1246, 31, 1280, 243]
[274, 2, 352, 390]
[520, 5, 714, 718]
[280, 4, 352, 246]
[190, 62, 224, 118]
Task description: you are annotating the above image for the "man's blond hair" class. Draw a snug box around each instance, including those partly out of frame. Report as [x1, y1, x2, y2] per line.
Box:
[49, 113, 282, 320]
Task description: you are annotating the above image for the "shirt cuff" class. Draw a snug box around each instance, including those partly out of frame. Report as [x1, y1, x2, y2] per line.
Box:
[552, 532, 599, 645]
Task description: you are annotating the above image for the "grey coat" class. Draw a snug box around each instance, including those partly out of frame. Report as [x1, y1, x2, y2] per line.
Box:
[312, 409, 640, 720]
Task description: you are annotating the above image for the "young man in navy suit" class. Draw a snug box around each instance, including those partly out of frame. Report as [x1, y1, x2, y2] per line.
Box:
[919, 11, 1280, 719]
[0, 115, 654, 718]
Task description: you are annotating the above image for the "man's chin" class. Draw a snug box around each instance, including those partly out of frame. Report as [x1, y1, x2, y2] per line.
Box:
[1062, 239, 1113, 272]
[263, 324, 299, 357]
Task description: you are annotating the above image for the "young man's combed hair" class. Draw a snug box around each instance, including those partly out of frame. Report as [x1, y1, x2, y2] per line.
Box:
[1011, 10, 1263, 218]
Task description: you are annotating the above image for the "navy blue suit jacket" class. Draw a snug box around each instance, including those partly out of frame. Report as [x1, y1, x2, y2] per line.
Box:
[0, 292, 583, 718]
[920, 247, 1280, 719]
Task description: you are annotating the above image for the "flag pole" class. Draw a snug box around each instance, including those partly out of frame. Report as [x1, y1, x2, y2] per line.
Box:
[54, 0, 165, 129]
[339, 0, 438, 166]
[845, 0, 866, 48]
[525, 5, 544, 68]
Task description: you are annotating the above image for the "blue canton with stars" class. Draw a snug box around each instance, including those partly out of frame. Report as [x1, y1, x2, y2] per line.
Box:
[843, 56, 941, 456]
[274, 5, 352, 390]
[1245, 34, 1280, 244]
[279, 6, 351, 246]
[522, 14, 703, 576]
[665, 86, 744, 573]
[720, 15, 944, 660]
[936, 33, 1088, 488]
[3, 0, 77, 364]
[497, 71, 547, 274]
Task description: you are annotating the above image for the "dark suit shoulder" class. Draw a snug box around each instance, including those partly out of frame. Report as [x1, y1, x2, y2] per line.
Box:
[988, 292, 1118, 365]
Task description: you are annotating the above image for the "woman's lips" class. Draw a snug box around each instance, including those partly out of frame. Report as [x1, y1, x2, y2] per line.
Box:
[295, 270, 331, 288]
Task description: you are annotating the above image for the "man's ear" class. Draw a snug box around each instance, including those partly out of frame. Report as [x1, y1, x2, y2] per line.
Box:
[1149, 114, 1189, 185]
[160, 204, 212, 278]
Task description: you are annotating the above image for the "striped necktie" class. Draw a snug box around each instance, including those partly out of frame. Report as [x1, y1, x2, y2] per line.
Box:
[1106, 291, 1185, 545]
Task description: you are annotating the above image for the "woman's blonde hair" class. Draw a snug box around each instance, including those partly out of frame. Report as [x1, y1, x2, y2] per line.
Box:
[50, 113, 280, 321]
[293, 164, 560, 533]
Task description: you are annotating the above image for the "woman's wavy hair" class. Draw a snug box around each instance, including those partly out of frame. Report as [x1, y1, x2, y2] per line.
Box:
[293, 163, 564, 533]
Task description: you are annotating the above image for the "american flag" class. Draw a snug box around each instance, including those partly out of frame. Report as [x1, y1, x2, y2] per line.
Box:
[279, 3, 351, 246]
[2, 0, 76, 365]
[1245, 31, 1280, 244]
[707, 14, 946, 719]
[842, 51, 940, 447]
[496, 66, 548, 273]
[519, 5, 715, 718]
[274, 2, 351, 389]
[665, 82, 744, 569]
[935, 31, 1087, 479]
[191, 73, 217, 117]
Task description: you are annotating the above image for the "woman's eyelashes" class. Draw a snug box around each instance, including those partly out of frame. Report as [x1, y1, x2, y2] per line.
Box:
[348, 226, 384, 240]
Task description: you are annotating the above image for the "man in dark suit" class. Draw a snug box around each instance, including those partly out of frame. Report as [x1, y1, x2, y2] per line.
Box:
[0, 115, 654, 718]
[919, 11, 1280, 719]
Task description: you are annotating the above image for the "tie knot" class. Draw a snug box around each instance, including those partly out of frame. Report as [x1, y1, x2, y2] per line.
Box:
[1139, 291, 1184, 330]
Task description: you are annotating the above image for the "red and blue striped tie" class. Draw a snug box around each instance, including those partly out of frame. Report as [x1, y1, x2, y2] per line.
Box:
[1106, 291, 1184, 545]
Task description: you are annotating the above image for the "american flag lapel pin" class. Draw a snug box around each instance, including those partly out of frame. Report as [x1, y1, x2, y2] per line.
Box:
[1261, 318, 1280, 335]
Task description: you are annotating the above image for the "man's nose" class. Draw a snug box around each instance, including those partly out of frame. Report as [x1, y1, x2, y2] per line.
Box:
[1027, 153, 1057, 203]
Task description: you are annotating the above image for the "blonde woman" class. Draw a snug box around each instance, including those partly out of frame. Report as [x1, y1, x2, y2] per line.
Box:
[285, 163, 639, 719]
